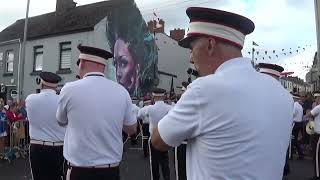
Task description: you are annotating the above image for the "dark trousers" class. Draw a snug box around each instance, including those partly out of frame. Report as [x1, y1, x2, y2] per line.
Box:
[311, 134, 320, 178]
[142, 124, 150, 157]
[301, 121, 310, 145]
[122, 131, 128, 143]
[283, 148, 290, 176]
[130, 120, 142, 145]
[175, 144, 187, 180]
[292, 122, 304, 158]
[67, 166, 120, 180]
[149, 140, 170, 180]
[29, 144, 64, 180]
[24, 121, 30, 144]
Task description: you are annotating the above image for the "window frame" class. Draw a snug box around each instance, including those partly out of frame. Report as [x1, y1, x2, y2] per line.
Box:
[59, 42, 72, 70]
[5, 50, 14, 73]
[33, 45, 44, 72]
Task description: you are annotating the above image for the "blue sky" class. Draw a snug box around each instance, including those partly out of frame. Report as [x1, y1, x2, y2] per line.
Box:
[0, 0, 316, 79]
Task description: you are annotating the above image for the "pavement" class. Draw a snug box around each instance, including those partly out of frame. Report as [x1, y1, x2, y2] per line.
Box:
[0, 143, 315, 180]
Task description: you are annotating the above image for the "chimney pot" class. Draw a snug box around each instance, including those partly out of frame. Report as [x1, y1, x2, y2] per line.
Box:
[56, 0, 77, 15]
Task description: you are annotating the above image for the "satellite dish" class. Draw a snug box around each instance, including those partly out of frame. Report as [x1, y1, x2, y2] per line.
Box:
[36, 77, 41, 85]
[10, 90, 18, 99]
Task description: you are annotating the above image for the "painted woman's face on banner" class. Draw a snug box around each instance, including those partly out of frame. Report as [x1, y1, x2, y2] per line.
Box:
[113, 38, 139, 94]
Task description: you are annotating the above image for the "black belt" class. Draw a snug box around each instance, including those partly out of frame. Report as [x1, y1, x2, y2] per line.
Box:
[85, 74, 104, 77]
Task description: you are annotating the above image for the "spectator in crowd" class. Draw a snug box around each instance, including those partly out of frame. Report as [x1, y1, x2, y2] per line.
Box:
[6, 103, 24, 123]
[0, 105, 7, 153]
[0, 98, 4, 108]
[6, 99, 13, 106]
[18, 100, 27, 119]
[5, 103, 24, 147]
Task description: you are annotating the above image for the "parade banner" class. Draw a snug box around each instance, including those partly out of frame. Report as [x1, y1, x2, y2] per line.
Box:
[106, 0, 158, 97]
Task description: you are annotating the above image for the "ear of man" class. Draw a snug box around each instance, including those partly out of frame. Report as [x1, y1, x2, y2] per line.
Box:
[207, 38, 217, 57]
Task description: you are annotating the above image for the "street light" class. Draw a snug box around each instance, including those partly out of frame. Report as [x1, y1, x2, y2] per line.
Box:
[17, 0, 30, 101]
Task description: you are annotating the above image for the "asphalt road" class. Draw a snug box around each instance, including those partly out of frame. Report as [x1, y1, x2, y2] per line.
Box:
[0, 144, 315, 180]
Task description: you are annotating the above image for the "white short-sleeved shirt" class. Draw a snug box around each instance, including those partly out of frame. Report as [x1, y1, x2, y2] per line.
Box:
[26, 89, 66, 142]
[138, 101, 144, 108]
[311, 105, 320, 133]
[148, 101, 171, 136]
[293, 101, 303, 123]
[56, 72, 136, 166]
[138, 105, 150, 124]
[158, 58, 294, 180]
[132, 104, 140, 119]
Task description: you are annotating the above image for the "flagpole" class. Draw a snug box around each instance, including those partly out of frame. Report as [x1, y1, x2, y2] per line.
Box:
[315, 0, 320, 64]
[154, 19, 156, 79]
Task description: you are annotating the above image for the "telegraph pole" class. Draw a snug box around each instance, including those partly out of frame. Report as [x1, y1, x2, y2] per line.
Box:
[17, 0, 30, 101]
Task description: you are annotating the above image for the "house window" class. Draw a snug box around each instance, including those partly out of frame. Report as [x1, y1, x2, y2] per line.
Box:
[59, 42, 72, 70]
[33, 46, 43, 72]
[0, 52, 3, 67]
[5, 50, 14, 73]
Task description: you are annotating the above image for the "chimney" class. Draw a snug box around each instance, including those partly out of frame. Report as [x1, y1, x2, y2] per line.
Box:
[147, 19, 165, 34]
[56, 0, 77, 15]
[170, 28, 185, 41]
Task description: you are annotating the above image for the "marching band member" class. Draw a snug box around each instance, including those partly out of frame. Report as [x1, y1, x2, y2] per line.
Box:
[257, 63, 293, 177]
[305, 92, 320, 180]
[138, 97, 152, 158]
[151, 7, 293, 180]
[291, 93, 304, 160]
[26, 71, 65, 180]
[56, 45, 137, 180]
[148, 88, 172, 180]
[130, 97, 141, 145]
[174, 81, 189, 180]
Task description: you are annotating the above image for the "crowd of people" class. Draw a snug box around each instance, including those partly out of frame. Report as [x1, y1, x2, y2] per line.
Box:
[0, 98, 28, 154]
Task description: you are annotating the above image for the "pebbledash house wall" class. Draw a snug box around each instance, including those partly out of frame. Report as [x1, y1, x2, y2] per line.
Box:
[155, 33, 190, 94]
[22, 17, 110, 98]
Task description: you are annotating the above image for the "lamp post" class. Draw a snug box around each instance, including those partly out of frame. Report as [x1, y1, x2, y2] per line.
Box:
[17, 0, 30, 101]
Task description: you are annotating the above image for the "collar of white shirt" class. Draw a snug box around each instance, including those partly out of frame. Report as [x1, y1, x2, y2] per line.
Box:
[40, 89, 56, 94]
[215, 57, 252, 74]
[83, 72, 105, 78]
[154, 101, 165, 105]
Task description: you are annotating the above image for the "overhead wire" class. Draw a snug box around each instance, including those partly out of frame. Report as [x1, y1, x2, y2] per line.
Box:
[141, 0, 213, 16]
